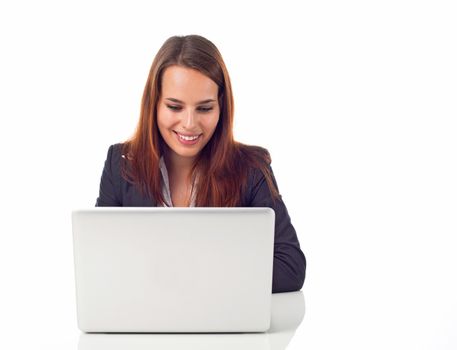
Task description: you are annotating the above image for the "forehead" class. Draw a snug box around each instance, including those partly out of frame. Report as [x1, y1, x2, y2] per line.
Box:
[160, 65, 218, 103]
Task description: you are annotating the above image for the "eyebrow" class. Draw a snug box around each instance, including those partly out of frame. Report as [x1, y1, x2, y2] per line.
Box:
[165, 97, 216, 105]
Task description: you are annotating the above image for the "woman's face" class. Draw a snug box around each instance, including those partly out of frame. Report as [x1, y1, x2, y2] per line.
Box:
[157, 65, 220, 163]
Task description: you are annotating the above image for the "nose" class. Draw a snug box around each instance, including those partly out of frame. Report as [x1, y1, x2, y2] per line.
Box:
[182, 109, 197, 130]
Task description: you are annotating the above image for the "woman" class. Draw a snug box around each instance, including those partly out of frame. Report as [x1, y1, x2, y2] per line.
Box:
[96, 34, 306, 293]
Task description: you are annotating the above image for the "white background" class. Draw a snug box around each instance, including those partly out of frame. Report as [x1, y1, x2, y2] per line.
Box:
[0, 0, 456, 349]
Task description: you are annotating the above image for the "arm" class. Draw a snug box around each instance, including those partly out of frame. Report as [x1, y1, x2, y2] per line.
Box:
[95, 144, 122, 206]
[248, 166, 306, 293]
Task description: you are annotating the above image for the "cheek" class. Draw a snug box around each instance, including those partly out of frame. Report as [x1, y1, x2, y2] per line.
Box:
[205, 110, 220, 132]
[157, 113, 171, 139]
[157, 108, 175, 130]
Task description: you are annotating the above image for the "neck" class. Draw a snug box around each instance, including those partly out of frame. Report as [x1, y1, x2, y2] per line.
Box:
[164, 150, 195, 181]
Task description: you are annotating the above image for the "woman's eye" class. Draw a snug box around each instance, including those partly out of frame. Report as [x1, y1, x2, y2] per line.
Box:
[198, 106, 213, 112]
[166, 105, 182, 111]
[166, 105, 213, 112]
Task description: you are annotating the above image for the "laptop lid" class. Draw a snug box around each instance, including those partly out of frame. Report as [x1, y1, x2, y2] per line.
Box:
[72, 207, 275, 333]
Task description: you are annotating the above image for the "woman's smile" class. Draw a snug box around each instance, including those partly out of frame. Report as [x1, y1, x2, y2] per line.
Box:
[174, 131, 202, 145]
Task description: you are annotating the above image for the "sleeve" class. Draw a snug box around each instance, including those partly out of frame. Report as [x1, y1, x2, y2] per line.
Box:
[248, 166, 306, 293]
[95, 144, 122, 206]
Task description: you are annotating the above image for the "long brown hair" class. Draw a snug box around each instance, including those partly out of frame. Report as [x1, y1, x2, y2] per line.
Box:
[122, 35, 279, 206]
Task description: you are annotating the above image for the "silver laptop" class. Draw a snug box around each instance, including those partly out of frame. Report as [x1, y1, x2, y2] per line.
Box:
[72, 207, 275, 333]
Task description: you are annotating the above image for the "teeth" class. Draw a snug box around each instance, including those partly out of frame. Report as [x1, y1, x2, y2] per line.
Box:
[178, 133, 199, 141]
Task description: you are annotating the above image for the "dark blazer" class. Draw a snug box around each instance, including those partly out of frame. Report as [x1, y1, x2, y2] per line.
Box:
[96, 143, 306, 293]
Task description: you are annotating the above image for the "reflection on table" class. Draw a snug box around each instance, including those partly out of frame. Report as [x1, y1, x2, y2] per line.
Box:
[79, 291, 305, 350]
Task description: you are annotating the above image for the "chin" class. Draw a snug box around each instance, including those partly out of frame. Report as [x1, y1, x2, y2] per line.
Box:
[173, 147, 201, 159]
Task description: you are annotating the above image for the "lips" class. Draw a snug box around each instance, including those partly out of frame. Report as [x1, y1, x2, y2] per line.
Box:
[174, 131, 202, 145]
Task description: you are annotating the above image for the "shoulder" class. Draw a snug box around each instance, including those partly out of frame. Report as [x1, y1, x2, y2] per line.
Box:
[101, 142, 129, 182]
[107, 142, 125, 158]
[234, 144, 279, 204]
[236, 143, 272, 166]
[104, 142, 130, 165]
[235, 143, 272, 182]
[102, 142, 156, 206]
[235, 143, 273, 180]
